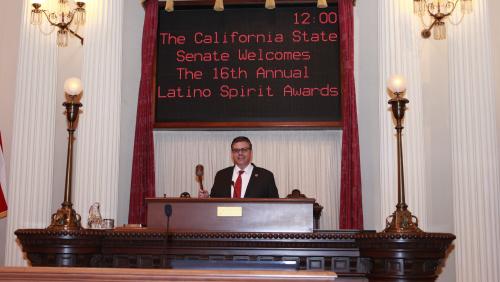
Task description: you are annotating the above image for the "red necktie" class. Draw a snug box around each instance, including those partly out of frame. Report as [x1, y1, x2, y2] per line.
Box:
[233, 170, 245, 198]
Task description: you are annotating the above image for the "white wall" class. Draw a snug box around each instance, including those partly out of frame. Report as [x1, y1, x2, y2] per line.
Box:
[492, 0, 500, 169]
[0, 0, 23, 267]
[52, 34, 84, 214]
[421, 37, 455, 282]
[355, 0, 381, 231]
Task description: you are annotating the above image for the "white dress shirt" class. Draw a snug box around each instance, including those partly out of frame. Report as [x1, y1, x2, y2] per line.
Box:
[231, 163, 254, 198]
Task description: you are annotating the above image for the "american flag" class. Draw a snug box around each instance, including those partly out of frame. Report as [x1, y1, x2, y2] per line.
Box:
[0, 131, 8, 218]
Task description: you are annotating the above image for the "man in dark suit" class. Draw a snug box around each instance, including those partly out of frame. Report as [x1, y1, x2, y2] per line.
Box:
[210, 136, 279, 198]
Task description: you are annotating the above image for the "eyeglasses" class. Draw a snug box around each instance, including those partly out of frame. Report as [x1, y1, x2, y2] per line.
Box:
[231, 147, 251, 154]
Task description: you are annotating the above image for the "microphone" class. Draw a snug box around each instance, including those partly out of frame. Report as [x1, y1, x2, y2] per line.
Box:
[164, 204, 172, 217]
[164, 204, 172, 233]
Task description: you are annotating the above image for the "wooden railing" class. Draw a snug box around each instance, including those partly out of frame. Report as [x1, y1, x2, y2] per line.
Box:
[0, 267, 337, 282]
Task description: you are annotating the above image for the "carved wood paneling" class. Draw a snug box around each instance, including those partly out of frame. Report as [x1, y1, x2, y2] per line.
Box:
[356, 232, 455, 282]
[15, 228, 455, 281]
[15, 229, 369, 276]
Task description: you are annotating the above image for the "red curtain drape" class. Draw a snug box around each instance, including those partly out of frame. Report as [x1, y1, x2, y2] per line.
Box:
[0, 132, 8, 218]
[339, 0, 363, 229]
[128, 0, 158, 225]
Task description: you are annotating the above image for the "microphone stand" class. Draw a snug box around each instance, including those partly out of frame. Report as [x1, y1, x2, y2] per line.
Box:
[164, 204, 172, 268]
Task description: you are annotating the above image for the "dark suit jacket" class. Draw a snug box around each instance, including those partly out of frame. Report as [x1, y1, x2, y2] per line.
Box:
[210, 164, 279, 198]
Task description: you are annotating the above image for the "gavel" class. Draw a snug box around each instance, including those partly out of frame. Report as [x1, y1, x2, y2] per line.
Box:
[195, 164, 204, 191]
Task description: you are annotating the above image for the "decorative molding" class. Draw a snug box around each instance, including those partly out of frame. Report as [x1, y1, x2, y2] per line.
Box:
[14, 228, 453, 281]
[16, 228, 363, 241]
[156, 0, 355, 6]
[15, 229, 370, 273]
[357, 232, 455, 282]
[355, 231, 455, 241]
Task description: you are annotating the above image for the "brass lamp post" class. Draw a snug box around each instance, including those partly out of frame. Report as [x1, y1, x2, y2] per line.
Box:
[355, 75, 454, 282]
[383, 75, 422, 233]
[47, 77, 83, 230]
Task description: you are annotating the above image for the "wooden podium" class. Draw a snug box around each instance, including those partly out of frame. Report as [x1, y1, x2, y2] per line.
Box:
[146, 198, 315, 233]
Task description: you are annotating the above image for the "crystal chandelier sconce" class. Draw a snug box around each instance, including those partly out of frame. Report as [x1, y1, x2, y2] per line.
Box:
[413, 0, 472, 40]
[30, 0, 86, 47]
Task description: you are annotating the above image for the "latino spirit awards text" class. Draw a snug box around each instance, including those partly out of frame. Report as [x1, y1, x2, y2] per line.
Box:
[157, 10, 340, 101]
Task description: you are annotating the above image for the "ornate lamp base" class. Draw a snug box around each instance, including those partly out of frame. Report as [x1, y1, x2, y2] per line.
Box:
[47, 202, 82, 231]
[356, 232, 455, 282]
[384, 206, 422, 233]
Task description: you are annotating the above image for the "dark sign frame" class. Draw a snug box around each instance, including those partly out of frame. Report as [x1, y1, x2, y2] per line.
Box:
[153, 0, 344, 129]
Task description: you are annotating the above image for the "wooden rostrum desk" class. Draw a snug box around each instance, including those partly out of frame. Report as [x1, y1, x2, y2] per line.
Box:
[16, 229, 368, 274]
[15, 198, 455, 281]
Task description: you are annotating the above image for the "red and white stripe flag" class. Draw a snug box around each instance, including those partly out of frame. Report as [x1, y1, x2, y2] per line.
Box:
[0, 131, 8, 218]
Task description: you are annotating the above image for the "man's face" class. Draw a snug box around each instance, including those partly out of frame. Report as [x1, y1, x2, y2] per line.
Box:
[231, 141, 252, 169]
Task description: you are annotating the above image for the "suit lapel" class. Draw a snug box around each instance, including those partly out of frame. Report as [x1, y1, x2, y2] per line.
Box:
[244, 164, 258, 198]
[225, 166, 235, 197]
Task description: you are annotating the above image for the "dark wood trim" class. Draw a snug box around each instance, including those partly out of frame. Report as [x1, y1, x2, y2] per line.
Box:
[146, 197, 316, 232]
[157, 0, 357, 8]
[153, 1, 344, 129]
[164, 0, 337, 8]
[154, 121, 343, 129]
[15, 229, 369, 275]
[0, 267, 337, 282]
[145, 197, 316, 203]
[14, 228, 454, 282]
[356, 232, 456, 282]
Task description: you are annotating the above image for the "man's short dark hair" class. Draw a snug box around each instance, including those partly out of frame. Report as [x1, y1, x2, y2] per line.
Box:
[231, 136, 252, 149]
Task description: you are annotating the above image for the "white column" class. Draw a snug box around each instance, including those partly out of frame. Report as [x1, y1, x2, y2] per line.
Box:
[4, 0, 57, 266]
[73, 0, 123, 227]
[378, 0, 428, 230]
[448, 0, 500, 281]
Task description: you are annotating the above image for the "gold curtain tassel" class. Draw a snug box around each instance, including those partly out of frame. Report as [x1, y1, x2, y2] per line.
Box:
[317, 0, 328, 8]
[165, 0, 174, 12]
[214, 0, 224, 11]
[265, 0, 276, 10]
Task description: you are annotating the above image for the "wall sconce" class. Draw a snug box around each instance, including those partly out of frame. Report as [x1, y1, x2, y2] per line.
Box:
[413, 0, 472, 40]
[30, 0, 86, 47]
